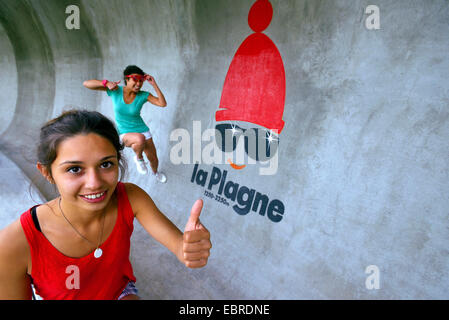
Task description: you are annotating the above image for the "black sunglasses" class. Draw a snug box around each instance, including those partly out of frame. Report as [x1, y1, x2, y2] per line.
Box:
[214, 123, 279, 161]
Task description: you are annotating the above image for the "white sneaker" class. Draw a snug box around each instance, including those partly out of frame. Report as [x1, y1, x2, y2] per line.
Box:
[133, 156, 148, 175]
[155, 172, 167, 183]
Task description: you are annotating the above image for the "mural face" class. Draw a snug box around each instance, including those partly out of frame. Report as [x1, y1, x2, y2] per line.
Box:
[215, 0, 286, 173]
[186, 0, 287, 223]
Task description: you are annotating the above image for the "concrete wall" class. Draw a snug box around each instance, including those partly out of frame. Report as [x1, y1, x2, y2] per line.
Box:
[0, 23, 17, 136]
[0, 0, 448, 299]
[0, 151, 45, 230]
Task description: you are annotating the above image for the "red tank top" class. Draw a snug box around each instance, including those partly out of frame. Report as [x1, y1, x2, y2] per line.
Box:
[20, 182, 136, 300]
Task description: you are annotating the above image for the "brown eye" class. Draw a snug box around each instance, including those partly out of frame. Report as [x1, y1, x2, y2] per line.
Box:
[67, 166, 81, 174]
[100, 161, 114, 169]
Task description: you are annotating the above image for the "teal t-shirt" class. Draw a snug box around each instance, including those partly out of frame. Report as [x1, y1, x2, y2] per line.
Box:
[107, 86, 150, 134]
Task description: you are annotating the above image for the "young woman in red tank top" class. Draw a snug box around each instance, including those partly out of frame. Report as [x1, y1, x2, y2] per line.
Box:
[0, 110, 211, 300]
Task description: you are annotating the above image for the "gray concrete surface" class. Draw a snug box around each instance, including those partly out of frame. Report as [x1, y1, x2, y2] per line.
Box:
[0, 0, 448, 299]
[0, 23, 17, 136]
[0, 151, 45, 230]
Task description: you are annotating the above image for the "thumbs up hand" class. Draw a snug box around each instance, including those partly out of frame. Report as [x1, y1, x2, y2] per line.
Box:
[182, 199, 212, 268]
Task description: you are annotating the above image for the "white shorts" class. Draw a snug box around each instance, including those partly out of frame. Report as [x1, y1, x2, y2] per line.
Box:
[119, 130, 152, 142]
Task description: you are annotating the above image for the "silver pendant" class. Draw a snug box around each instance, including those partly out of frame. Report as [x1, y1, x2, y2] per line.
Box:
[94, 248, 103, 258]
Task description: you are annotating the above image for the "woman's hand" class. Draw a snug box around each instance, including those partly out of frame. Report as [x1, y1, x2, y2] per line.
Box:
[145, 75, 167, 107]
[107, 80, 121, 91]
[145, 74, 156, 86]
[182, 199, 212, 269]
[83, 79, 119, 92]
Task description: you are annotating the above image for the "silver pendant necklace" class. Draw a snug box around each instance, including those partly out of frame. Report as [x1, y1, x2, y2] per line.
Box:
[58, 197, 105, 259]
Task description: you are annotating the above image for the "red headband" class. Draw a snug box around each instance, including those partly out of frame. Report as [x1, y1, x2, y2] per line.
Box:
[126, 74, 146, 82]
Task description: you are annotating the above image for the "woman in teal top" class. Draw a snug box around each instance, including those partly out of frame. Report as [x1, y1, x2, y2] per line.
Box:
[83, 65, 167, 183]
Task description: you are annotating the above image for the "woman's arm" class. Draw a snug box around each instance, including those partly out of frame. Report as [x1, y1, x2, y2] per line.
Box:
[0, 220, 32, 300]
[145, 75, 167, 107]
[125, 183, 211, 268]
[83, 79, 121, 92]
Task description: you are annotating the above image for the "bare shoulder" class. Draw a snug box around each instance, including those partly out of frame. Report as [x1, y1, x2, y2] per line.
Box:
[122, 182, 157, 217]
[123, 182, 147, 202]
[0, 218, 30, 272]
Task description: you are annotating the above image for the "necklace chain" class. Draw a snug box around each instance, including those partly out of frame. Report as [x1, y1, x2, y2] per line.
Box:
[58, 197, 105, 251]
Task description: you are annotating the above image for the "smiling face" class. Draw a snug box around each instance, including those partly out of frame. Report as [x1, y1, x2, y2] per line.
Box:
[125, 74, 145, 93]
[47, 133, 120, 213]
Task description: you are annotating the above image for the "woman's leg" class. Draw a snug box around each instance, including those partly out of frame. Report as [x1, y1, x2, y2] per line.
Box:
[143, 138, 159, 174]
[122, 133, 146, 159]
[122, 133, 148, 174]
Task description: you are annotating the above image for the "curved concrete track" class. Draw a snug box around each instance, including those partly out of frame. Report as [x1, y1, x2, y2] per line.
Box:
[1, 0, 448, 299]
